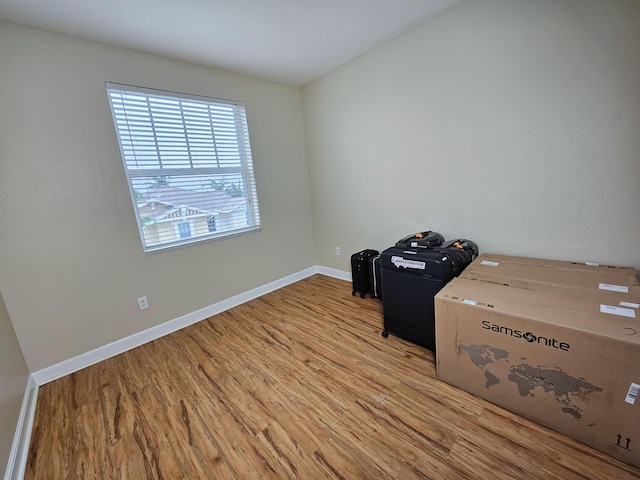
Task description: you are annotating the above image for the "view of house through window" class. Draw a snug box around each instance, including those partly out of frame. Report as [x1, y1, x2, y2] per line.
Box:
[106, 82, 261, 253]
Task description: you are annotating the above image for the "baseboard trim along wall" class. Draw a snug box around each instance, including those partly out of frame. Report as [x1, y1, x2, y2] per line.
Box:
[4, 375, 38, 480]
[32, 266, 351, 386]
[316, 265, 351, 282]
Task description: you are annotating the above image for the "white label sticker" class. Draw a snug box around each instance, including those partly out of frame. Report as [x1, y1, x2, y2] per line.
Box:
[391, 256, 426, 270]
[585, 262, 600, 267]
[463, 299, 478, 306]
[480, 260, 499, 267]
[620, 301, 640, 309]
[625, 383, 640, 405]
[600, 305, 636, 318]
[599, 283, 629, 293]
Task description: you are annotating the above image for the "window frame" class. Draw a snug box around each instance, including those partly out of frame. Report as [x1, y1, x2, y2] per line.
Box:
[105, 82, 261, 253]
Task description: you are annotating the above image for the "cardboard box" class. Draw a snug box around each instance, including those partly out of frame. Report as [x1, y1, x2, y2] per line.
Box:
[459, 270, 640, 305]
[435, 277, 640, 467]
[467, 256, 639, 289]
[477, 253, 639, 278]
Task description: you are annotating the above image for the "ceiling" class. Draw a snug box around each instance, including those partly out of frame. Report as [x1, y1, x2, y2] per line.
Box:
[0, 0, 462, 86]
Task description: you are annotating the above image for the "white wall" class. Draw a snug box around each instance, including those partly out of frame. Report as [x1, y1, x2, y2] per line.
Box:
[0, 21, 315, 371]
[0, 291, 29, 476]
[302, 0, 640, 271]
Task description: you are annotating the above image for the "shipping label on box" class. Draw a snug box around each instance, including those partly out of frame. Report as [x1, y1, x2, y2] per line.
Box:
[435, 280, 640, 468]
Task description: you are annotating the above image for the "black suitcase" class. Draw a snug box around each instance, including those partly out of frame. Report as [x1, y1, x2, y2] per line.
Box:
[396, 230, 444, 248]
[351, 249, 379, 298]
[368, 254, 382, 299]
[441, 238, 479, 265]
[399, 238, 478, 278]
[379, 245, 457, 350]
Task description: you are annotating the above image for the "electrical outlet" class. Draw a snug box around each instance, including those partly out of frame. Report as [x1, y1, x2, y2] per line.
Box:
[137, 296, 149, 310]
[335, 246, 340, 256]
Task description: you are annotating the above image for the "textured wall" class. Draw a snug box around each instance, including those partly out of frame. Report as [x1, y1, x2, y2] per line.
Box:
[302, 0, 640, 272]
[0, 291, 29, 475]
[0, 22, 315, 371]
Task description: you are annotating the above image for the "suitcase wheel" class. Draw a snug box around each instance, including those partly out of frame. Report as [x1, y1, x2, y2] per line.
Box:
[359, 292, 366, 299]
[382, 330, 389, 338]
[352, 290, 356, 296]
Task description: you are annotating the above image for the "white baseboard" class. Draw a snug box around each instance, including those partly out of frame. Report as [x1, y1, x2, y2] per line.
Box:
[4, 375, 38, 480]
[316, 265, 351, 282]
[32, 266, 335, 386]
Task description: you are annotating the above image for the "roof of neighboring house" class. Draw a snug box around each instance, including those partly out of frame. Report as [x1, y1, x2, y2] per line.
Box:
[139, 186, 246, 221]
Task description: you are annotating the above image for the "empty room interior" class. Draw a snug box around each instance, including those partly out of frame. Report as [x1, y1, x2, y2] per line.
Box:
[1, 0, 640, 478]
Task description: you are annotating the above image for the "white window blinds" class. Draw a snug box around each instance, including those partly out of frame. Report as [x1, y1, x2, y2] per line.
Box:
[106, 83, 261, 253]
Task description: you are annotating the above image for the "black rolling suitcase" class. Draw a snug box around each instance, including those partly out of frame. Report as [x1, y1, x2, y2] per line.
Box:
[351, 249, 379, 298]
[368, 254, 382, 299]
[441, 238, 479, 265]
[379, 245, 459, 351]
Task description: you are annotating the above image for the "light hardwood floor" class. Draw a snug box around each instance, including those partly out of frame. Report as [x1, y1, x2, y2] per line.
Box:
[26, 274, 640, 479]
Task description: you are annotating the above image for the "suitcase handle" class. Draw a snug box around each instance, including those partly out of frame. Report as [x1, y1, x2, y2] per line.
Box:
[406, 245, 464, 276]
[396, 231, 444, 247]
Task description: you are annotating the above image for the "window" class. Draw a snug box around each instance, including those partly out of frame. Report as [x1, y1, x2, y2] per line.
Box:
[106, 82, 261, 253]
[176, 222, 192, 239]
[207, 216, 217, 233]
